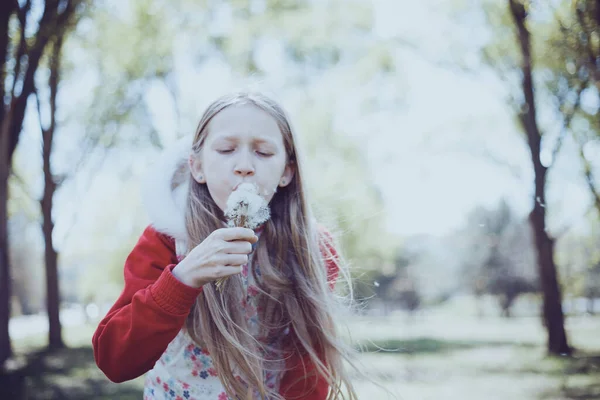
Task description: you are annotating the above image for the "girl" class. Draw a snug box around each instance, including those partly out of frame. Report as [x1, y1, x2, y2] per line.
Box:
[92, 92, 359, 400]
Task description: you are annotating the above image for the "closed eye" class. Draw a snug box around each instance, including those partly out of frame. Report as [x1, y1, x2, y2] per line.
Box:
[217, 149, 234, 154]
[256, 151, 274, 157]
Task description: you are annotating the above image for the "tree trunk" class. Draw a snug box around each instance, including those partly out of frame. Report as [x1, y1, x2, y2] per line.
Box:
[0, 0, 81, 365]
[0, 138, 11, 369]
[509, 0, 571, 355]
[529, 196, 570, 354]
[0, 0, 17, 371]
[41, 35, 64, 350]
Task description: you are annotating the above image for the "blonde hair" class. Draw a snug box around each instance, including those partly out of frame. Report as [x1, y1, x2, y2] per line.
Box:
[183, 92, 359, 399]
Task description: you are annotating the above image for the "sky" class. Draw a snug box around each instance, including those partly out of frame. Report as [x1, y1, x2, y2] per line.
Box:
[11, 0, 597, 255]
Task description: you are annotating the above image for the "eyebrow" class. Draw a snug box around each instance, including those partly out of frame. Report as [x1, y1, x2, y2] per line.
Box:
[215, 136, 276, 146]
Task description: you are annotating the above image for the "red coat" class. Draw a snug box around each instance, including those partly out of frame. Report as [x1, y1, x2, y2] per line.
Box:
[92, 225, 340, 399]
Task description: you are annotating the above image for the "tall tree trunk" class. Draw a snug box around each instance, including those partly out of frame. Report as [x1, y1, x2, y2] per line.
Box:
[529, 180, 570, 354]
[0, 0, 17, 368]
[509, 0, 571, 355]
[0, 130, 11, 369]
[40, 35, 64, 350]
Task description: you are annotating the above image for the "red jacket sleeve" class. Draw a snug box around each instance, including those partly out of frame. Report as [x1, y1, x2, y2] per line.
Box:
[92, 225, 203, 383]
[279, 227, 341, 399]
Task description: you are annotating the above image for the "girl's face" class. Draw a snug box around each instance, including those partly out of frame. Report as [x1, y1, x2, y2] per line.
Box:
[189, 103, 295, 212]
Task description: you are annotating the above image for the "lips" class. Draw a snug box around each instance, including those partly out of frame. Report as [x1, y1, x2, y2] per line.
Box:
[231, 182, 273, 198]
[233, 181, 254, 191]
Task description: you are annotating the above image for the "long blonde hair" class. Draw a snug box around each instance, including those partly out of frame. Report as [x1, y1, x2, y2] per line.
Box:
[183, 92, 359, 399]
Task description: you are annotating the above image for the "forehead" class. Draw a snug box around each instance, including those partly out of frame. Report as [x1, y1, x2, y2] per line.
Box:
[206, 103, 283, 143]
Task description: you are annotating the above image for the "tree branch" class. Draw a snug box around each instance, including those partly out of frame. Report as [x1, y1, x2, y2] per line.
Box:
[10, 0, 32, 99]
[575, 3, 600, 82]
[578, 140, 600, 215]
[549, 81, 587, 168]
[34, 88, 45, 135]
[8, 0, 80, 163]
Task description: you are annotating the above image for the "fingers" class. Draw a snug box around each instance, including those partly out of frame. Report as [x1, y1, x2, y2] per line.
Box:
[214, 265, 244, 278]
[220, 253, 249, 267]
[217, 227, 258, 243]
[225, 240, 253, 255]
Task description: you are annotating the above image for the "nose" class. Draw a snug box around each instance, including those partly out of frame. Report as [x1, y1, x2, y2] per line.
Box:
[234, 150, 255, 177]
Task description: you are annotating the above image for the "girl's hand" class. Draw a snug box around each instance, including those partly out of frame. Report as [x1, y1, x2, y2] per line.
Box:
[172, 227, 258, 288]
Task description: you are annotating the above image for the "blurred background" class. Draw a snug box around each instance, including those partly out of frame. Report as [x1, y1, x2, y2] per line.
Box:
[1, 0, 600, 399]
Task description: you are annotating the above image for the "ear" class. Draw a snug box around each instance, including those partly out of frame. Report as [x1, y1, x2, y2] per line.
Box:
[279, 162, 295, 187]
[188, 155, 206, 184]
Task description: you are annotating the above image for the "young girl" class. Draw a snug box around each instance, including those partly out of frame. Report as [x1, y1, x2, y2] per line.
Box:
[92, 92, 359, 400]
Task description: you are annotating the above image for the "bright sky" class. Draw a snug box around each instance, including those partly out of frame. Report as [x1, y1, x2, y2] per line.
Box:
[12, 0, 595, 254]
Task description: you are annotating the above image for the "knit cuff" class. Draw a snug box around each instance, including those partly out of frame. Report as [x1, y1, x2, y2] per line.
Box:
[150, 265, 203, 316]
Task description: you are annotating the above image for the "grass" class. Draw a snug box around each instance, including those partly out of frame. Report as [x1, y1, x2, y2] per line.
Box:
[2, 324, 146, 400]
[5, 346, 143, 400]
[3, 307, 600, 400]
[343, 312, 600, 400]
[355, 337, 537, 354]
[349, 347, 600, 400]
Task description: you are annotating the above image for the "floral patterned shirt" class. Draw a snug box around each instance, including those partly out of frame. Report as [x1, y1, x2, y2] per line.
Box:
[143, 237, 287, 400]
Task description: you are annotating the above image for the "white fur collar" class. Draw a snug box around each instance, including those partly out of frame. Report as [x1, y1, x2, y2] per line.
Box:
[141, 136, 192, 242]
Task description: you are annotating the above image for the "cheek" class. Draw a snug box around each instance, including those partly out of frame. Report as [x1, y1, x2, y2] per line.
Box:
[259, 166, 287, 203]
[261, 187, 278, 204]
[261, 164, 284, 187]
[206, 182, 228, 211]
[202, 161, 229, 210]
[202, 155, 230, 184]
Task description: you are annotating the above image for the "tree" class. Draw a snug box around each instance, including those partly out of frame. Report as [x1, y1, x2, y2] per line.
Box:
[37, 30, 70, 350]
[0, 0, 19, 371]
[507, 0, 570, 354]
[539, 0, 600, 215]
[19, 0, 170, 351]
[462, 200, 538, 318]
[475, 0, 572, 354]
[1, 0, 83, 368]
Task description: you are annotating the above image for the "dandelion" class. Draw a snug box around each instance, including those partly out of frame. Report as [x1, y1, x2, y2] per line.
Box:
[225, 183, 271, 229]
[215, 183, 271, 290]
